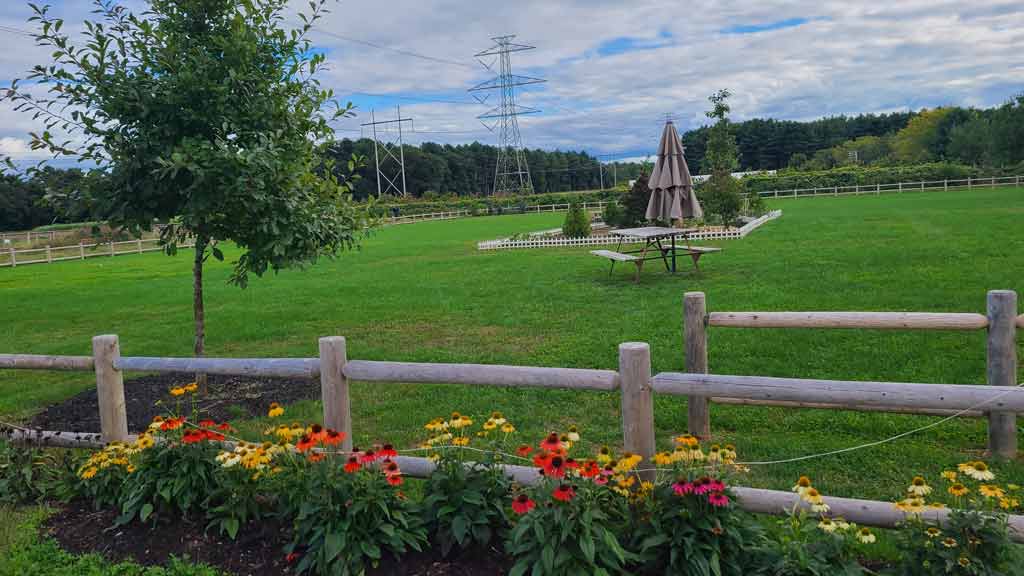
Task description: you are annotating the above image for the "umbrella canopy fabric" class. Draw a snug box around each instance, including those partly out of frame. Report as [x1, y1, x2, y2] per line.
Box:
[646, 121, 703, 221]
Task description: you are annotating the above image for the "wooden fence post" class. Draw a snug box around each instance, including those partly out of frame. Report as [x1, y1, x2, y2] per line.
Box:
[944, 179, 948, 191]
[987, 291, 1018, 459]
[46, 246, 52, 264]
[109, 242, 115, 257]
[137, 239, 143, 254]
[968, 177, 973, 189]
[9, 247, 16, 268]
[684, 292, 710, 438]
[320, 336, 353, 451]
[93, 334, 129, 443]
[620, 342, 654, 480]
[79, 243, 85, 260]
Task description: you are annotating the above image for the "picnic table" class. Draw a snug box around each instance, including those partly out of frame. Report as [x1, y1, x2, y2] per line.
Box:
[590, 226, 721, 282]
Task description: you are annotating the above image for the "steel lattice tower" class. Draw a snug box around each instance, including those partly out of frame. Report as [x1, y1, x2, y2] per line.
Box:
[469, 36, 545, 196]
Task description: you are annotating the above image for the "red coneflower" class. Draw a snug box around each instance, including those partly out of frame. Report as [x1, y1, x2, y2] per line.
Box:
[216, 422, 231, 431]
[360, 449, 378, 463]
[516, 444, 533, 457]
[343, 456, 361, 473]
[322, 429, 345, 446]
[285, 552, 300, 563]
[544, 456, 567, 478]
[563, 457, 579, 470]
[533, 452, 551, 468]
[309, 424, 326, 442]
[378, 443, 397, 458]
[707, 492, 729, 507]
[205, 431, 225, 442]
[386, 474, 404, 486]
[296, 434, 317, 452]
[539, 432, 562, 452]
[182, 429, 205, 444]
[511, 494, 536, 514]
[307, 452, 326, 463]
[552, 484, 576, 502]
[198, 419, 216, 427]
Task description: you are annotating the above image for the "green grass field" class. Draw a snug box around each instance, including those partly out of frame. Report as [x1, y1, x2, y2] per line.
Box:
[2, 188, 1023, 501]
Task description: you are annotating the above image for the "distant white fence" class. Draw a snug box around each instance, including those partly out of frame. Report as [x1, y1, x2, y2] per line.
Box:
[0, 238, 193, 269]
[386, 201, 608, 225]
[477, 210, 782, 251]
[756, 175, 1023, 199]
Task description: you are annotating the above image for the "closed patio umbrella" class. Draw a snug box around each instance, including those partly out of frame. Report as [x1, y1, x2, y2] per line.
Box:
[646, 120, 703, 222]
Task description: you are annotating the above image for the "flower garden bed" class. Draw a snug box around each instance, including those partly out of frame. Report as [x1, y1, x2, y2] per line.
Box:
[10, 382, 1018, 576]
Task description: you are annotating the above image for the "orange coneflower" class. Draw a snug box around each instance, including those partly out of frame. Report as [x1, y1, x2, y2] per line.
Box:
[309, 424, 327, 442]
[539, 432, 562, 452]
[544, 456, 567, 478]
[360, 449, 378, 463]
[296, 434, 316, 453]
[516, 444, 533, 457]
[343, 456, 361, 473]
[378, 443, 397, 458]
[322, 429, 345, 447]
[386, 474, 404, 486]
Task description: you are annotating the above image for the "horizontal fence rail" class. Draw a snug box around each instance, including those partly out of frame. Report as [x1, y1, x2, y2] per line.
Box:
[653, 373, 1024, 413]
[344, 360, 620, 391]
[115, 356, 320, 379]
[0, 354, 94, 371]
[1, 238, 193, 269]
[708, 311, 990, 331]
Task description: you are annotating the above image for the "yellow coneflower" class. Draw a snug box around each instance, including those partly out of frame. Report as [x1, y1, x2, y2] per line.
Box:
[964, 461, 995, 481]
[927, 502, 947, 509]
[856, 527, 876, 544]
[958, 557, 970, 568]
[490, 412, 506, 425]
[596, 446, 612, 465]
[925, 527, 942, 539]
[169, 386, 186, 396]
[817, 518, 837, 533]
[652, 452, 674, 466]
[452, 436, 470, 446]
[948, 483, 969, 497]
[940, 470, 957, 483]
[941, 537, 958, 548]
[907, 476, 932, 497]
[978, 484, 1005, 499]
[79, 466, 98, 479]
[567, 425, 580, 443]
[894, 498, 926, 514]
[999, 497, 1020, 510]
[482, 420, 497, 431]
[801, 487, 824, 505]
[834, 518, 852, 531]
[707, 444, 722, 463]
[267, 402, 284, 418]
[501, 423, 515, 433]
[183, 382, 198, 393]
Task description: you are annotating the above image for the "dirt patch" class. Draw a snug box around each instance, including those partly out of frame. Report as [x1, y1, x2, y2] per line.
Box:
[28, 373, 321, 434]
[43, 501, 508, 575]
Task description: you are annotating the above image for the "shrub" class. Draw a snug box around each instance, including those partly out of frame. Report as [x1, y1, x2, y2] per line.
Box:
[742, 162, 990, 194]
[562, 200, 591, 238]
[699, 173, 744, 226]
[0, 440, 78, 505]
[752, 509, 867, 576]
[621, 174, 652, 227]
[601, 200, 623, 228]
[419, 412, 514, 557]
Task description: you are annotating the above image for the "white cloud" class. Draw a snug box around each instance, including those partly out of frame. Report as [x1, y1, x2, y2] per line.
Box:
[1, 0, 1022, 160]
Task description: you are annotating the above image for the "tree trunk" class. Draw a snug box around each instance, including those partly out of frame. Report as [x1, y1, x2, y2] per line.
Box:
[193, 235, 208, 394]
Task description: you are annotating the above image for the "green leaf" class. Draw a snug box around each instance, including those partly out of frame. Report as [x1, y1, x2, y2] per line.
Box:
[211, 246, 224, 261]
[324, 531, 343, 563]
[139, 503, 154, 522]
[451, 515, 469, 544]
[580, 535, 595, 563]
[541, 544, 555, 574]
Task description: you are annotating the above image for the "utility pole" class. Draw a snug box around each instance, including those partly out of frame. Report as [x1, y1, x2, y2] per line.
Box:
[469, 35, 545, 196]
[360, 105, 413, 198]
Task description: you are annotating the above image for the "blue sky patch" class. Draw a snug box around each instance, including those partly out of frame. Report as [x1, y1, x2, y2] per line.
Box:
[596, 30, 672, 56]
[722, 18, 810, 34]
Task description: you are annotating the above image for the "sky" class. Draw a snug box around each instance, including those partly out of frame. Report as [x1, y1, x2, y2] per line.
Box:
[1, 0, 1023, 166]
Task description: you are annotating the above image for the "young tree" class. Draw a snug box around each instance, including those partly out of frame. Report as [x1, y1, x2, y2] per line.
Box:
[561, 199, 590, 238]
[700, 89, 743, 226]
[5, 0, 369, 388]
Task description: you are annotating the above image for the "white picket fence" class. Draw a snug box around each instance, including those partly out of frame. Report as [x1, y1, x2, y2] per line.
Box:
[477, 210, 782, 251]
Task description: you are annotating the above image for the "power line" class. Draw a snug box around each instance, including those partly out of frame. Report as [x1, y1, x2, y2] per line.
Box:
[342, 90, 481, 107]
[0, 24, 34, 37]
[309, 27, 474, 69]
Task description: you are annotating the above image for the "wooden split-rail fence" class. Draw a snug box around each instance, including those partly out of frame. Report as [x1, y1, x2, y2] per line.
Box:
[1, 289, 1022, 539]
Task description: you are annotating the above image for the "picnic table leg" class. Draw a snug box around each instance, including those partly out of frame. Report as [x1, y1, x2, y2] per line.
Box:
[671, 235, 677, 273]
[654, 238, 671, 272]
[610, 237, 624, 277]
[690, 252, 701, 272]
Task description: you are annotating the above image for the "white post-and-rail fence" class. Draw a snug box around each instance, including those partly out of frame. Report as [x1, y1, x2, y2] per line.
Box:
[2, 289, 1023, 539]
[754, 174, 1024, 199]
[386, 201, 608, 226]
[0, 238, 193, 270]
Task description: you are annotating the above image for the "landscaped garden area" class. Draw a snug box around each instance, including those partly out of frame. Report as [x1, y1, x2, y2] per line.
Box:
[2, 188, 1023, 574]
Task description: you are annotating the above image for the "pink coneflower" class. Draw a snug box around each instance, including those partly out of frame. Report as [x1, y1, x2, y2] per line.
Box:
[707, 491, 729, 507]
[708, 478, 725, 492]
[693, 477, 713, 495]
[673, 481, 694, 496]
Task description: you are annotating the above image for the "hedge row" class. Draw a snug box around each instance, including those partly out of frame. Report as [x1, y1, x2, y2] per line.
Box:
[741, 162, 1017, 193]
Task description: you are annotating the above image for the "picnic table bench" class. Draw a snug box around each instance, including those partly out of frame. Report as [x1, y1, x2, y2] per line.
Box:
[591, 227, 721, 282]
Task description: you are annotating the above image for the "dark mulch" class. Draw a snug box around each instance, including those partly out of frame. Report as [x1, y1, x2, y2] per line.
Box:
[28, 373, 321, 434]
[43, 500, 292, 575]
[43, 501, 509, 576]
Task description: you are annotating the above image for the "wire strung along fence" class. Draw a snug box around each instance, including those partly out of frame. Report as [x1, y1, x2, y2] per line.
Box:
[755, 174, 1024, 199]
[2, 288, 1023, 538]
[0, 237, 194, 269]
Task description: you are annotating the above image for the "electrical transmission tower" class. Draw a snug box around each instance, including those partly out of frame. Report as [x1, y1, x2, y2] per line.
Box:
[360, 106, 413, 198]
[469, 35, 545, 196]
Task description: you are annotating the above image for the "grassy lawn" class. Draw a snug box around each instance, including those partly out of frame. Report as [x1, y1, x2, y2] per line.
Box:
[1, 188, 1023, 502]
